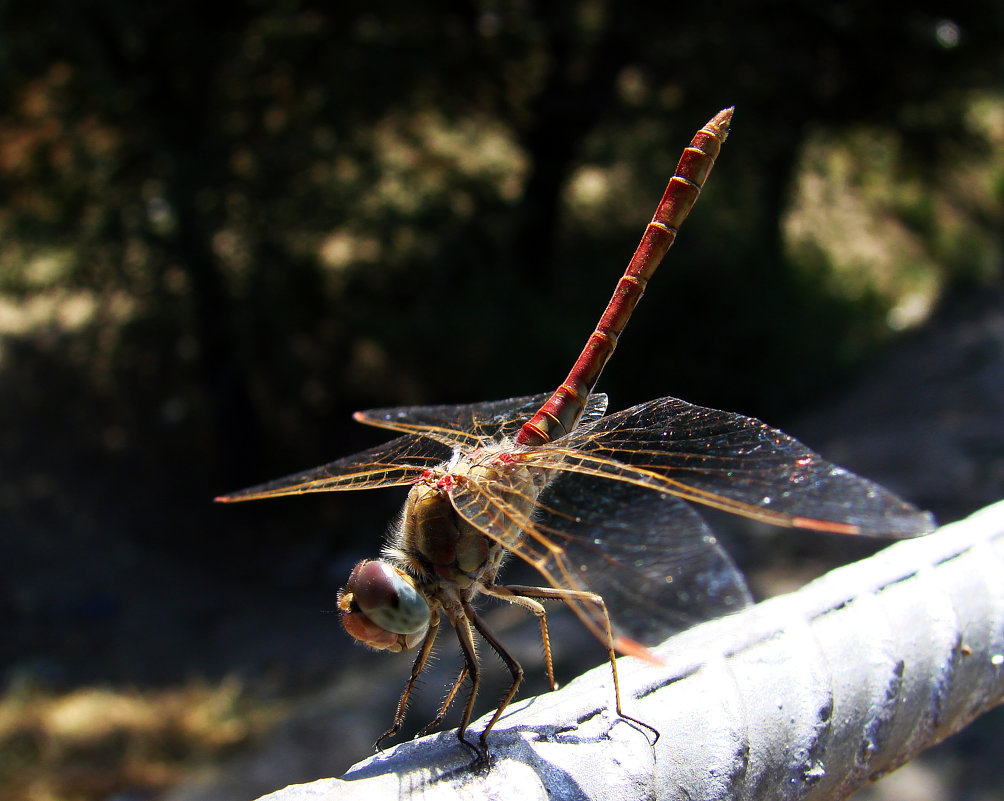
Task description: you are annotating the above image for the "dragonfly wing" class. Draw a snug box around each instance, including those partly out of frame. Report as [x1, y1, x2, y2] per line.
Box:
[448, 470, 750, 650]
[532, 473, 753, 645]
[218, 392, 614, 503]
[537, 396, 935, 538]
[215, 433, 451, 502]
[577, 392, 609, 426]
[354, 392, 608, 445]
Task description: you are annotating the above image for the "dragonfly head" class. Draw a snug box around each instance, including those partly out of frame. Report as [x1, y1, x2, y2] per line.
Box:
[338, 560, 431, 652]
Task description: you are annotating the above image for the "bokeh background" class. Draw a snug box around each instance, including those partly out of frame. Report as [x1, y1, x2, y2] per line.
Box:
[2, 1, 1002, 799]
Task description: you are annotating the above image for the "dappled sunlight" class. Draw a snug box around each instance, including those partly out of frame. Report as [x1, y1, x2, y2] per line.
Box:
[0, 679, 284, 801]
[303, 110, 528, 281]
[565, 163, 634, 224]
[318, 230, 383, 271]
[785, 94, 1004, 331]
[362, 110, 527, 217]
[785, 130, 942, 325]
[0, 289, 136, 342]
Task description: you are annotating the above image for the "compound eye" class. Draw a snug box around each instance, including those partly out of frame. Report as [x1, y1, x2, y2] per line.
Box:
[338, 561, 430, 649]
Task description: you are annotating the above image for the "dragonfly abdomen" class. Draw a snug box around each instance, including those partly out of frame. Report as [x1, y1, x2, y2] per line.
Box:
[517, 108, 733, 447]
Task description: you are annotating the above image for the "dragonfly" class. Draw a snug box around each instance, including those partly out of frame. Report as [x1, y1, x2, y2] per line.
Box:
[216, 108, 935, 760]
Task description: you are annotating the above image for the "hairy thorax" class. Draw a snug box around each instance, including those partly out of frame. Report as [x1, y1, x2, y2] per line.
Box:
[390, 447, 552, 598]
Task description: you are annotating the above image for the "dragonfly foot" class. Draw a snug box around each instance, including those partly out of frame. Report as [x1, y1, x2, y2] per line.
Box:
[374, 726, 400, 753]
[456, 729, 490, 767]
[620, 711, 660, 746]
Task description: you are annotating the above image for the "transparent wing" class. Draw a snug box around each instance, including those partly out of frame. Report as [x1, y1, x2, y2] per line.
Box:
[215, 433, 450, 502]
[526, 396, 935, 538]
[215, 393, 611, 503]
[530, 473, 753, 644]
[448, 468, 751, 650]
[354, 392, 608, 448]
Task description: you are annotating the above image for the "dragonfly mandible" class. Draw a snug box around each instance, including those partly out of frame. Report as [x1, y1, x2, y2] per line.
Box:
[216, 108, 935, 761]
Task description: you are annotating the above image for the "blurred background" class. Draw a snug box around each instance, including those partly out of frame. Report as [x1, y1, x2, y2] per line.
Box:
[1, 1, 1002, 799]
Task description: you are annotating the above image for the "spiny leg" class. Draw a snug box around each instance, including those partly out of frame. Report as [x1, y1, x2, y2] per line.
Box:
[375, 611, 440, 750]
[481, 584, 556, 691]
[462, 598, 526, 752]
[451, 610, 484, 758]
[502, 583, 659, 744]
[416, 666, 469, 739]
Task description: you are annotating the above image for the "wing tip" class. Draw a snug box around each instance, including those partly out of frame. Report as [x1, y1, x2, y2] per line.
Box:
[792, 507, 938, 539]
[902, 509, 939, 538]
[614, 636, 664, 666]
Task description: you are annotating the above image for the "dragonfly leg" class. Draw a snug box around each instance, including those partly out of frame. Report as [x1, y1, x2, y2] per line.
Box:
[501, 583, 660, 745]
[462, 598, 525, 755]
[451, 609, 485, 760]
[415, 666, 469, 739]
[481, 584, 556, 691]
[375, 610, 440, 751]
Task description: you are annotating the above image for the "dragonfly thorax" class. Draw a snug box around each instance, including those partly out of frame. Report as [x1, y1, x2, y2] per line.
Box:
[401, 478, 492, 590]
[399, 455, 550, 590]
[339, 452, 550, 656]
